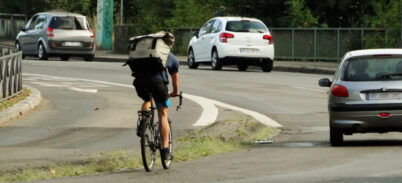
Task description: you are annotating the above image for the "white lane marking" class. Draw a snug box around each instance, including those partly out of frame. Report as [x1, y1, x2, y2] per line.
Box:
[294, 86, 326, 93]
[183, 94, 219, 126]
[69, 87, 98, 93]
[185, 93, 282, 127]
[30, 82, 67, 87]
[24, 73, 282, 127]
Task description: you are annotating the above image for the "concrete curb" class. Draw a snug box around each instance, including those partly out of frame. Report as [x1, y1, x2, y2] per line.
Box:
[0, 85, 41, 125]
[95, 55, 337, 75]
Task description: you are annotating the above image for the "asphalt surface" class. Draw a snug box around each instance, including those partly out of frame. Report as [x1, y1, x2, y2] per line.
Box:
[3, 56, 402, 183]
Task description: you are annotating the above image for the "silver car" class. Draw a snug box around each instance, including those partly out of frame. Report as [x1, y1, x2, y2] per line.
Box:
[16, 12, 95, 61]
[319, 49, 402, 146]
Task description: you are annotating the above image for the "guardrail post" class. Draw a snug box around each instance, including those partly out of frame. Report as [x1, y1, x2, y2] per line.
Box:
[337, 29, 340, 61]
[292, 29, 295, 61]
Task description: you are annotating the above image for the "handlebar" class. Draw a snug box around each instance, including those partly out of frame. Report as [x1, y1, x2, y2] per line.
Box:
[175, 91, 183, 111]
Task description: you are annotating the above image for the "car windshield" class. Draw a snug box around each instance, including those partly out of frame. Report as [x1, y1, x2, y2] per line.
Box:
[49, 16, 88, 30]
[226, 20, 268, 33]
[343, 56, 402, 81]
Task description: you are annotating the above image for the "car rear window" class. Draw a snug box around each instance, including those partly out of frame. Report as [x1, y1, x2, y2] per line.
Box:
[49, 16, 88, 30]
[225, 20, 268, 33]
[343, 57, 402, 81]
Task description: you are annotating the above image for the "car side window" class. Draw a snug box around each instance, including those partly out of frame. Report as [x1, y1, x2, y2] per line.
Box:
[211, 20, 222, 33]
[27, 15, 39, 30]
[199, 20, 215, 36]
[34, 15, 47, 30]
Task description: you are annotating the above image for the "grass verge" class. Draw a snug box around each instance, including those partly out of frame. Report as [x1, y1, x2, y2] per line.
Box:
[0, 87, 30, 111]
[0, 116, 277, 182]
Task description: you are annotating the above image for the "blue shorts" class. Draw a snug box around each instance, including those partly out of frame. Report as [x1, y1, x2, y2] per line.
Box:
[156, 99, 170, 108]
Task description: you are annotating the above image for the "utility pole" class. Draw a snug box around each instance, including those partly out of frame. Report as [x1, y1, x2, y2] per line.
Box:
[96, 0, 113, 50]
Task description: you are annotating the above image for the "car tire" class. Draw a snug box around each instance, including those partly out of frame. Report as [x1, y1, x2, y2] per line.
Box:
[84, 55, 94, 62]
[60, 55, 70, 61]
[187, 49, 199, 69]
[330, 126, 343, 146]
[211, 49, 222, 70]
[237, 64, 248, 71]
[15, 42, 25, 59]
[38, 43, 48, 60]
[261, 59, 273, 72]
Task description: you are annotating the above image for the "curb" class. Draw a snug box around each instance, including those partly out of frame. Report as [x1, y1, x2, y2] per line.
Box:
[0, 85, 42, 125]
[95, 55, 336, 75]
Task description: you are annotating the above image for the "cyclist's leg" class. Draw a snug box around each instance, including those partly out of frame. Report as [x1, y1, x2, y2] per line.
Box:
[157, 106, 169, 148]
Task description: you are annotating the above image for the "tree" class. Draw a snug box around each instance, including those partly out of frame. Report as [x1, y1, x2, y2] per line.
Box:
[282, 0, 318, 27]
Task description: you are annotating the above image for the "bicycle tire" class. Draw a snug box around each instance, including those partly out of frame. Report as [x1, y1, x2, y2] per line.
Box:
[141, 118, 156, 172]
[161, 120, 173, 169]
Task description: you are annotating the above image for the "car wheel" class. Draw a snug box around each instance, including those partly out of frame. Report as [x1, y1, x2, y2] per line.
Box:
[211, 49, 222, 70]
[15, 42, 25, 59]
[237, 64, 248, 71]
[84, 55, 94, 62]
[261, 59, 273, 72]
[38, 43, 48, 60]
[330, 126, 343, 146]
[187, 49, 199, 69]
[60, 55, 70, 61]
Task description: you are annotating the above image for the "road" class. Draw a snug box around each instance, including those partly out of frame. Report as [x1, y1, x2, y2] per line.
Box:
[2, 58, 402, 182]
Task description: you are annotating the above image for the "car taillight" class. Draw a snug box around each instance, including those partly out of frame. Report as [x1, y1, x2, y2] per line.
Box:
[46, 27, 54, 37]
[378, 112, 391, 118]
[219, 32, 234, 43]
[263, 34, 273, 44]
[331, 84, 349, 97]
[89, 29, 94, 38]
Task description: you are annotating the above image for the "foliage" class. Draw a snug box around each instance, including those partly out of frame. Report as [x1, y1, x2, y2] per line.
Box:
[0, 0, 400, 47]
[282, 0, 318, 27]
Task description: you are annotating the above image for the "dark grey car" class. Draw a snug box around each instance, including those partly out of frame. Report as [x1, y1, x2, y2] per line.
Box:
[16, 12, 95, 61]
[319, 49, 402, 146]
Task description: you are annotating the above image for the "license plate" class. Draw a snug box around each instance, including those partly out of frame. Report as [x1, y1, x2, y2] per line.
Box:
[240, 48, 259, 54]
[63, 42, 82, 47]
[366, 92, 402, 100]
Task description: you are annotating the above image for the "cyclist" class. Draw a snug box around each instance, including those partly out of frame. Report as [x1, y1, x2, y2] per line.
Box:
[133, 52, 179, 160]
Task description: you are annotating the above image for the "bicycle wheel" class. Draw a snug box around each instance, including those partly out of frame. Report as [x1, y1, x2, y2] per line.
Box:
[161, 120, 173, 169]
[141, 119, 156, 172]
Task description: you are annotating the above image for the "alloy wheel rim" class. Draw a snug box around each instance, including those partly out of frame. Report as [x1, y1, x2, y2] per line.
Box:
[189, 51, 194, 65]
[38, 45, 43, 58]
[212, 52, 217, 67]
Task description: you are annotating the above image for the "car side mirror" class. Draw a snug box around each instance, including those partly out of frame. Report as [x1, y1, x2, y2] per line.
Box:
[193, 31, 199, 38]
[318, 78, 332, 87]
[19, 26, 26, 32]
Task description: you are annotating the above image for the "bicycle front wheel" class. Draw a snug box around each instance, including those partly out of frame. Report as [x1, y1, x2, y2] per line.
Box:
[141, 121, 156, 172]
[161, 120, 173, 169]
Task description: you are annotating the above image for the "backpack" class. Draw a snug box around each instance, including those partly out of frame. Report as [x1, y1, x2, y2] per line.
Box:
[124, 31, 175, 75]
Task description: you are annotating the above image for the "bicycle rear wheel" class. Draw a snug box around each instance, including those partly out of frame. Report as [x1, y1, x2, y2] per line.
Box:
[161, 120, 173, 169]
[141, 120, 156, 172]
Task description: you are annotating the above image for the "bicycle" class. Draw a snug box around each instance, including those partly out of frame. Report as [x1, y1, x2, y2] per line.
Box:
[137, 91, 183, 172]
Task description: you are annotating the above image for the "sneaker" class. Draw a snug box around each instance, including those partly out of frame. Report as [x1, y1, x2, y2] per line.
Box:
[161, 148, 173, 160]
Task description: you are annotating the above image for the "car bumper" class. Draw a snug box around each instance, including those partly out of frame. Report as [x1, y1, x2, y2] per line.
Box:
[217, 44, 274, 61]
[46, 41, 95, 56]
[329, 103, 402, 133]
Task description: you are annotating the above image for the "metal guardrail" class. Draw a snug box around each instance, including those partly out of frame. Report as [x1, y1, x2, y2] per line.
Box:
[0, 45, 22, 101]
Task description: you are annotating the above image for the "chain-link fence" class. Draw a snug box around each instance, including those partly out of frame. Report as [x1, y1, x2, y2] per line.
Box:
[271, 28, 388, 61]
[117, 26, 391, 61]
[0, 46, 22, 101]
[170, 27, 389, 61]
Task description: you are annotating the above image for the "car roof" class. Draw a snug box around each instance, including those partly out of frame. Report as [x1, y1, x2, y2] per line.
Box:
[214, 16, 262, 22]
[36, 11, 85, 17]
[344, 49, 402, 59]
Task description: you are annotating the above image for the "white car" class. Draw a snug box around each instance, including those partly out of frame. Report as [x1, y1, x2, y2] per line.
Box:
[187, 17, 275, 72]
